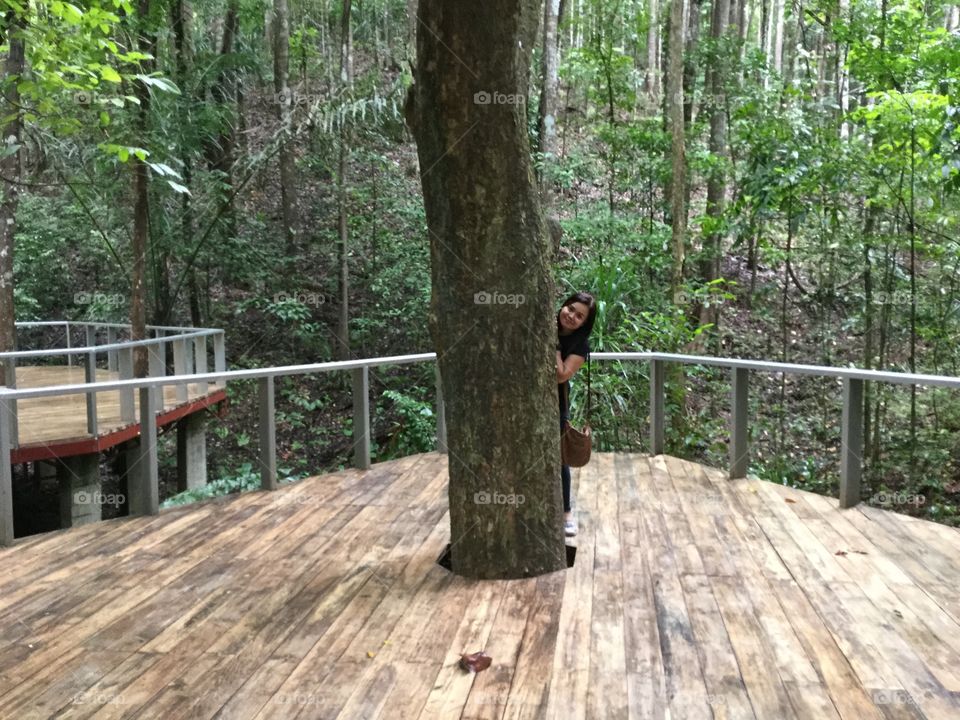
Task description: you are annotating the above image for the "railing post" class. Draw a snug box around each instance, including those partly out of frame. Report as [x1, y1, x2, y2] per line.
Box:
[258, 376, 277, 490]
[352, 366, 371, 469]
[650, 358, 665, 455]
[85, 324, 95, 352]
[730, 368, 749, 479]
[84, 351, 98, 436]
[214, 331, 226, 385]
[148, 339, 165, 412]
[107, 326, 118, 372]
[119, 346, 135, 423]
[65, 321, 73, 367]
[0, 390, 14, 546]
[193, 335, 208, 393]
[173, 337, 188, 403]
[435, 364, 447, 454]
[839, 378, 864, 509]
[2, 358, 17, 448]
[130, 385, 159, 515]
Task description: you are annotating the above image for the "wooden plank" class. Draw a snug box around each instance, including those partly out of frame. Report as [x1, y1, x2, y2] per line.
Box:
[616, 454, 668, 720]
[709, 575, 797, 719]
[543, 479, 596, 720]
[586, 569, 629, 719]
[458, 578, 540, 720]
[279, 533, 458, 718]
[679, 573, 755, 719]
[667, 457, 736, 577]
[416, 580, 507, 719]
[769, 577, 883, 720]
[498, 572, 566, 720]
[643, 459, 712, 720]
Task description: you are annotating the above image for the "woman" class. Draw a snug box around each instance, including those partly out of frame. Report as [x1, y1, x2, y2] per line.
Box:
[556, 291, 597, 536]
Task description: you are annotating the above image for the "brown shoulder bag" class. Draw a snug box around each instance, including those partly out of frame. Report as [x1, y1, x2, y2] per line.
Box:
[561, 355, 592, 467]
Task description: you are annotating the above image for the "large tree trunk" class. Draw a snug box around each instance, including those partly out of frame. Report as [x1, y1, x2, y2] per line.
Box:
[335, 0, 353, 360]
[273, 0, 298, 253]
[408, 1, 566, 580]
[0, 11, 24, 384]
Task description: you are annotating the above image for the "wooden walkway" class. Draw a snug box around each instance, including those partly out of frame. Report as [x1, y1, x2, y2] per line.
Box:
[0, 452, 959, 719]
[10, 366, 225, 461]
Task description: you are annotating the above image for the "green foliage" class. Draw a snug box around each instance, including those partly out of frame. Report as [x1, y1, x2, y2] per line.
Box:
[161, 462, 262, 507]
[376, 389, 435, 459]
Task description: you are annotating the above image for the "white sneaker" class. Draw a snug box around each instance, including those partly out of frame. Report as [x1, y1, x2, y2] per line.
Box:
[564, 518, 578, 537]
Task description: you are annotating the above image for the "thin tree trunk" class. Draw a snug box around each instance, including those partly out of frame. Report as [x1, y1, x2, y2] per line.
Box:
[667, 0, 686, 300]
[409, 0, 566, 579]
[336, 0, 353, 361]
[947, 4, 960, 32]
[131, 0, 156, 377]
[0, 10, 24, 381]
[702, 0, 731, 292]
[274, 0, 298, 253]
[536, 0, 561, 194]
[645, 0, 661, 102]
[683, 0, 702, 127]
[772, 0, 784, 76]
[173, 0, 195, 326]
[862, 196, 878, 466]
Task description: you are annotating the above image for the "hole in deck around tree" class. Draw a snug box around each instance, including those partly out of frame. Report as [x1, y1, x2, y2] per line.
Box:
[436, 542, 576, 572]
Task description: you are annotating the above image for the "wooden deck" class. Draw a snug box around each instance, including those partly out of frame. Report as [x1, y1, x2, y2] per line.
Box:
[10, 366, 225, 460]
[1, 452, 959, 719]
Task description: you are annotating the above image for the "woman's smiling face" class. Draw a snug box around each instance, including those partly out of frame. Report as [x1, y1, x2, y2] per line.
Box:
[560, 301, 589, 332]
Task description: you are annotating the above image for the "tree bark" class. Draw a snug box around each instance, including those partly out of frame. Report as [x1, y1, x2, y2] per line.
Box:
[336, 0, 353, 360]
[772, 0, 784, 76]
[408, 0, 566, 579]
[667, 0, 686, 298]
[273, 0, 298, 253]
[0, 10, 24, 382]
[947, 4, 960, 32]
[536, 0, 561, 195]
[645, 0, 661, 103]
[131, 0, 156, 377]
[683, 0, 702, 127]
[702, 0, 731, 289]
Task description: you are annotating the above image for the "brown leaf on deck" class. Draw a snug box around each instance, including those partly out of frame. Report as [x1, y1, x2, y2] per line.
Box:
[459, 651, 492, 673]
[785, 498, 797, 504]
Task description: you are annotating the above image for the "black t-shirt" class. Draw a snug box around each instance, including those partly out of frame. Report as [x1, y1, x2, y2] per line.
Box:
[558, 330, 590, 415]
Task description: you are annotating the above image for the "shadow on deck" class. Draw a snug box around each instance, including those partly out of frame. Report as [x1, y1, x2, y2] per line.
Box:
[1, 452, 959, 719]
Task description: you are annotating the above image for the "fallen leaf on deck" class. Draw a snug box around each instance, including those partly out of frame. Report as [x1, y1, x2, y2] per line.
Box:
[851, 550, 868, 555]
[367, 651, 375, 658]
[835, 550, 848, 556]
[460, 651, 492, 673]
[785, 498, 797, 504]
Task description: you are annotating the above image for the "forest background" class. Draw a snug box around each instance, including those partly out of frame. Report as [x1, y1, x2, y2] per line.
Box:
[2, 0, 959, 529]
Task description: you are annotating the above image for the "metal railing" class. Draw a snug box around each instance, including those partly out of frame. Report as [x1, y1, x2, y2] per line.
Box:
[1, 321, 227, 442]
[2, 349, 957, 546]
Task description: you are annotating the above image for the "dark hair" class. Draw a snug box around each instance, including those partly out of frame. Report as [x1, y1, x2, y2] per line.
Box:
[557, 291, 597, 341]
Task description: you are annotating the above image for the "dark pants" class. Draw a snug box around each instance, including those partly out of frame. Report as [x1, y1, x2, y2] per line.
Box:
[560, 413, 571, 513]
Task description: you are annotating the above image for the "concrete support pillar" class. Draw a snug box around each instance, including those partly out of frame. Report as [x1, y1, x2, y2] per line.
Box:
[57, 454, 101, 528]
[177, 413, 207, 492]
